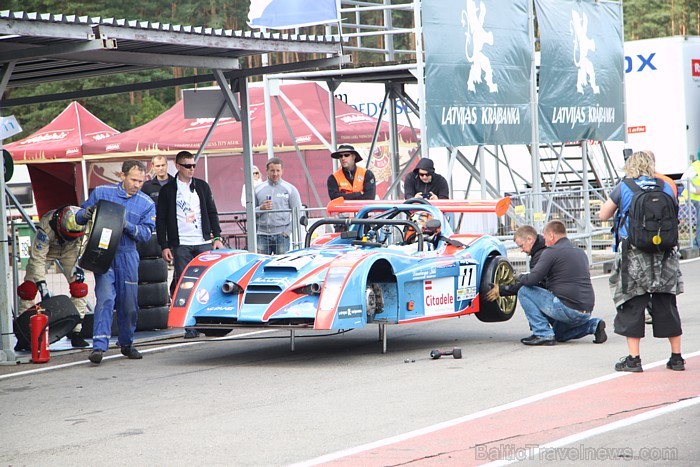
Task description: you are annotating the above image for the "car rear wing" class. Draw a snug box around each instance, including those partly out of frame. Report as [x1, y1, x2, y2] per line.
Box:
[327, 197, 511, 217]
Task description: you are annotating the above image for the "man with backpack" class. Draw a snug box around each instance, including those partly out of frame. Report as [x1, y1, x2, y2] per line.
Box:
[599, 150, 685, 373]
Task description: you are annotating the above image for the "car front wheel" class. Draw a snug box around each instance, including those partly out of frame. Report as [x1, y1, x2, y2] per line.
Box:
[476, 255, 517, 322]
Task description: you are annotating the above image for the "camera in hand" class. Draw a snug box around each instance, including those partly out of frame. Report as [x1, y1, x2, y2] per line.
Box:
[422, 193, 431, 199]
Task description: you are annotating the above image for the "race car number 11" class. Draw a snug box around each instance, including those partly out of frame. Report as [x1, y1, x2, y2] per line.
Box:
[457, 263, 477, 301]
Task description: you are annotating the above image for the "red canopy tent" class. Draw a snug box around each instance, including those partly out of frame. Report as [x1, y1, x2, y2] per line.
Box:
[82, 82, 418, 210]
[83, 82, 416, 156]
[5, 101, 119, 215]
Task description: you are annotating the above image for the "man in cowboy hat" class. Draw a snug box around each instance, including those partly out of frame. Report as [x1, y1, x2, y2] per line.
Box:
[327, 144, 376, 200]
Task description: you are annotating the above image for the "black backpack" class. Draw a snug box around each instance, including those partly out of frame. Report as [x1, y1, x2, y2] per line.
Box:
[621, 178, 679, 253]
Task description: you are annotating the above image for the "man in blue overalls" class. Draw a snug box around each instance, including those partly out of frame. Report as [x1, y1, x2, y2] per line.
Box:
[77, 160, 156, 365]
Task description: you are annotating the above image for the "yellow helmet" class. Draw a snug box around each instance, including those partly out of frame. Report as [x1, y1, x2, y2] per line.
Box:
[56, 206, 86, 240]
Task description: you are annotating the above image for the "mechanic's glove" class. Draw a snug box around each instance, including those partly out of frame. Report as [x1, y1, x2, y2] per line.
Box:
[72, 266, 85, 283]
[485, 283, 500, 302]
[84, 205, 96, 221]
[17, 280, 38, 301]
[69, 281, 89, 298]
[36, 280, 50, 301]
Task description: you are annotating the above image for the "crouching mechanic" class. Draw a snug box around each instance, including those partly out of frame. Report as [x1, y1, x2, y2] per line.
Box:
[16, 206, 90, 349]
[511, 221, 607, 346]
[76, 160, 156, 365]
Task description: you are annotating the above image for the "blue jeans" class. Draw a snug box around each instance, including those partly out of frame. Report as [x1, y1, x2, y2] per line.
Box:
[257, 234, 290, 255]
[518, 286, 599, 341]
[171, 243, 213, 295]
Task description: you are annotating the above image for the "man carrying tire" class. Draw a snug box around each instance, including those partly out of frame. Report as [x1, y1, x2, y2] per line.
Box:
[508, 221, 607, 346]
[77, 160, 156, 364]
[16, 205, 90, 349]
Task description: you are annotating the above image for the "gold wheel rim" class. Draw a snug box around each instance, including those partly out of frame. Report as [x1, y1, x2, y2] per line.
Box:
[494, 261, 517, 314]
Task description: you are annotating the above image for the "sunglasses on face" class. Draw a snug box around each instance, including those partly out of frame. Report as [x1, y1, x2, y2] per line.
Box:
[178, 163, 196, 169]
[418, 172, 431, 177]
[253, 172, 260, 175]
[339, 153, 355, 158]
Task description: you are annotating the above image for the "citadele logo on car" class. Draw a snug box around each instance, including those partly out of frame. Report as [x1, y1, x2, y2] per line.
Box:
[196, 288, 210, 305]
[423, 277, 454, 316]
[198, 254, 221, 262]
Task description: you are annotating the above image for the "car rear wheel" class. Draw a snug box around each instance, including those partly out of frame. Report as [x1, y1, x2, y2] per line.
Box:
[476, 255, 517, 322]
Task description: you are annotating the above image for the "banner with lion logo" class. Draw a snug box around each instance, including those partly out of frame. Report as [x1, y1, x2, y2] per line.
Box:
[423, 0, 532, 147]
[536, 0, 625, 143]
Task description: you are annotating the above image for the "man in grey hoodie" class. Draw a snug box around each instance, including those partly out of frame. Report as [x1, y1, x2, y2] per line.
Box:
[403, 158, 449, 200]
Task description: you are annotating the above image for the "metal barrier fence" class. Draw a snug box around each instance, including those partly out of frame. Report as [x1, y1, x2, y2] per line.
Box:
[495, 185, 696, 271]
[221, 185, 696, 272]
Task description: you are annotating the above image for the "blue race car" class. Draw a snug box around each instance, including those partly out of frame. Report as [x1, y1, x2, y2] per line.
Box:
[168, 198, 517, 346]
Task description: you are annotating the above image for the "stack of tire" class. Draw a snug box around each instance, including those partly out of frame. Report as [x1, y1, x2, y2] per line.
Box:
[135, 233, 170, 331]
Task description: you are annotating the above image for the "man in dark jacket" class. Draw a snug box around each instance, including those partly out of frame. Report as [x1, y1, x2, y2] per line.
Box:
[141, 155, 174, 204]
[513, 221, 607, 346]
[156, 151, 223, 338]
[485, 225, 546, 301]
[403, 158, 449, 200]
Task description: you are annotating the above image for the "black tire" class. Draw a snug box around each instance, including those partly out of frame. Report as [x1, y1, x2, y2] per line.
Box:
[476, 255, 518, 322]
[79, 311, 120, 338]
[136, 306, 170, 331]
[13, 295, 81, 350]
[138, 282, 170, 308]
[138, 258, 168, 283]
[79, 200, 126, 274]
[137, 233, 162, 259]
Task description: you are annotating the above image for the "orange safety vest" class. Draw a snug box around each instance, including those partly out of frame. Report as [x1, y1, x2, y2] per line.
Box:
[333, 166, 367, 195]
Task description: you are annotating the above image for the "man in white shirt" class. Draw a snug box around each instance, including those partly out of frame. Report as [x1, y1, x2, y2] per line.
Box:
[156, 151, 224, 338]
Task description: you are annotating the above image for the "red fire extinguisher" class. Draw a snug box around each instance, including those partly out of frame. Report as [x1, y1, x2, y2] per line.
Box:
[29, 306, 50, 364]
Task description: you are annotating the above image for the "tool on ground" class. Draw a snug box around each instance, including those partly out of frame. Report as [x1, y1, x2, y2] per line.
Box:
[430, 347, 462, 359]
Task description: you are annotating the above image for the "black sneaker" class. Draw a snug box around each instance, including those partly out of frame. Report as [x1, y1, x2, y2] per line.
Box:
[184, 328, 200, 339]
[666, 357, 686, 371]
[593, 320, 607, 344]
[615, 355, 643, 372]
[89, 350, 103, 364]
[121, 346, 143, 359]
[69, 332, 90, 348]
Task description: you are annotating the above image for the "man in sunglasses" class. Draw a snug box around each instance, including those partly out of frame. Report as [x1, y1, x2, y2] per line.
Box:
[404, 158, 449, 201]
[327, 144, 376, 201]
[156, 151, 224, 338]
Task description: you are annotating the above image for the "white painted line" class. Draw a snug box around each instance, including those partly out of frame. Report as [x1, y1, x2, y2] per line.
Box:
[484, 393, 700, 466]
[0, 329, 276, 381]
[292, 350, 700, 467]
